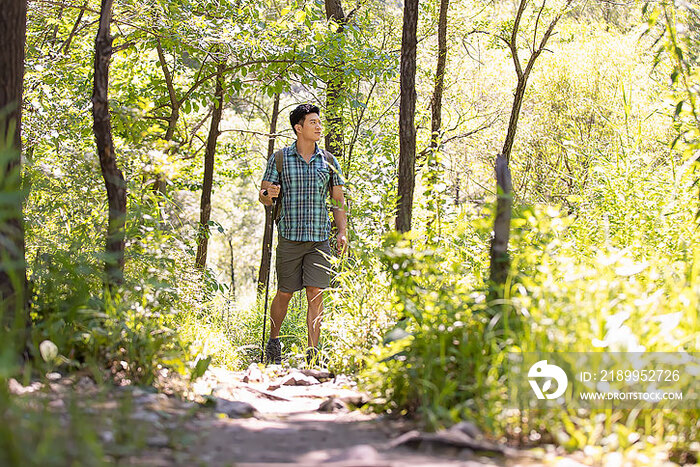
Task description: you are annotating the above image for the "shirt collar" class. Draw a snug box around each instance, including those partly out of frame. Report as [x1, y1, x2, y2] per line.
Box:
[291, 141, 322, 161]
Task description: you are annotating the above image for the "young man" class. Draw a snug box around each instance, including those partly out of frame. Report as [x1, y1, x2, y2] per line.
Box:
[259, 103, 348, 366]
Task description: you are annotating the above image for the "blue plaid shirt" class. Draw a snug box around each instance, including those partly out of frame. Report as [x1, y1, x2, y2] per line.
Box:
[262, 142, 345, 242]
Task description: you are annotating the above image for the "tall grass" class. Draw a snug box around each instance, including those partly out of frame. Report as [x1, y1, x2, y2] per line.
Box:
[356, 138, 698, 460]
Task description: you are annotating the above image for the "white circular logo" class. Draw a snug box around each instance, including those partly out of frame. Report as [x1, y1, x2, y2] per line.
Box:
[528, 360, 568, 400]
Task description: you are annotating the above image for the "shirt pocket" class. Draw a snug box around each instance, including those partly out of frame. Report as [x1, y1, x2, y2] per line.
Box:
[315, 165, 331, 194]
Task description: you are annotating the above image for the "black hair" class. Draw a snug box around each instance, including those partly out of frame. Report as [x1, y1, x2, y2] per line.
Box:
[289, 104, 320, 133]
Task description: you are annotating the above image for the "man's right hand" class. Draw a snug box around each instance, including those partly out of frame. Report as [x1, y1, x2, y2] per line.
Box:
[259, 184, 280, 205]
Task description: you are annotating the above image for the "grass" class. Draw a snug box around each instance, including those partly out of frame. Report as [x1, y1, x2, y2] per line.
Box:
[353, 140, 698, 462]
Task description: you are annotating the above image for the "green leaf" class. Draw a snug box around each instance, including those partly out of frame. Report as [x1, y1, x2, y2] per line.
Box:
[675, 46, 684, 63]
[670, 133, 682, 150]
[294, 10, 306, 23]
[191, 355, 212, 381]
[674, 101, 683, 119]
[670, 70, 679, 84]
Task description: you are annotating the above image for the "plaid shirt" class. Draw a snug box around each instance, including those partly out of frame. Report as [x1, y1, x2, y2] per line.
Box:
[262, 142, 345, 242]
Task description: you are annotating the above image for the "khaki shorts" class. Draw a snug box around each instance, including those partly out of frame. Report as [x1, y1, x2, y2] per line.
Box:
[276, 235, 332, 293]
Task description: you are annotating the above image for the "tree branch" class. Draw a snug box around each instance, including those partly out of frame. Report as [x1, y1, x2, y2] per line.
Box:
[60, 1, 86, 54]
[509, 0, 528, 79]
[156, 38, 178, 110]
[218, 128, 293, 139]
[532, 0, 546, 54]
[112, 41, 134, 53]
[524, 0, 573, 79]
[442, 118, 497, 145]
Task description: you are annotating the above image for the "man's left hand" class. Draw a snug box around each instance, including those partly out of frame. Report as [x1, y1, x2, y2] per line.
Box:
[337, 232, 348, 256]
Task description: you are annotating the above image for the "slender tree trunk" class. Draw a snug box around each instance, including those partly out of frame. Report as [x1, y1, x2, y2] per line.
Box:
[395, 0, 419, 233]
[426, 0, 449, 235]
[92, 0, 126, 288]
[488, 78, 525, 288]
[61, 3, 85, 55]
[0, 0, 28, 328]
[152, 39, 180, 195]
[325, 81, 343, 157]
[501, 78, 527, 163]
[156, 40, 180, 143]
[430, 0, 449, 153]
[454, 173, 460, 205]
[324, 0, 345, 24]
[266, 94, 280, 158]
[489, 153, 512, 285]
[257, 94, 280, 295]
[324, 0, 346, 160]
[195, 62, 225, 269]
[48, 5, 63, 46]
[488, 0, 571, 289]
[227, 238, 235, 299]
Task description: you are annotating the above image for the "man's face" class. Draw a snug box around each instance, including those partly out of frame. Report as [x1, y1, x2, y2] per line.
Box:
[296, 113, 322, 142]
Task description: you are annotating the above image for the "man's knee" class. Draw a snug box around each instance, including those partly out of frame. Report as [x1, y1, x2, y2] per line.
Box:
[305, 286, 323, 303]
[276, 290, 294, 303]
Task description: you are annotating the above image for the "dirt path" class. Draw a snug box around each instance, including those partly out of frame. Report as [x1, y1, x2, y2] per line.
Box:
[180, 366, 543, 467]
[8, 367, 583, 466]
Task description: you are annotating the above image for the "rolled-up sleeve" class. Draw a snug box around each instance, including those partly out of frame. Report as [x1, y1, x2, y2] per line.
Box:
[262, 153, 280, 184]
[330, 156, 345, 187]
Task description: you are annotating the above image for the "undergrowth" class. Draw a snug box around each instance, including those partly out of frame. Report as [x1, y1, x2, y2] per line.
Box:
[358, 146, 699, 463]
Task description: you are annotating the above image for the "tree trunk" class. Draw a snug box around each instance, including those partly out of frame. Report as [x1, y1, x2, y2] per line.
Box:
[324, 0, 346, 160]
[487, 78, 525, 289]
[92, 0, 126, 288]
[195, 62, 225, 269]
[153, 39, 180, 195]
[487, 0, 570, 289]
[48, 4, 63, 47]
[0, 0, 28, 328]
[501, 78, 527, 164]
[489, 154, 512, 286]
[425, 0, 449, 235]
[266, 94, 280, 158]
[429, 0, 449, 153]
[228, 238, 236, 300]
[156, 40, 180, 143]
[325, 80, 343, 158]
[395, 0, 419, 233]
[61, 3, 85, 55]
[257, 94, 280, 295]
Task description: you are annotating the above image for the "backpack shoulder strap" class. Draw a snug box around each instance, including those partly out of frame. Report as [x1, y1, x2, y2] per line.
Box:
[322, 149, 333, 165]
[274, 148, 284, 175]
[322, 149, 336, 198]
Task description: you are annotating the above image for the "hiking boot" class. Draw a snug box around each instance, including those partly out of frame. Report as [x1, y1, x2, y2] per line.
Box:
[265, 338, 281, 365]
[305, 347, 327, 368]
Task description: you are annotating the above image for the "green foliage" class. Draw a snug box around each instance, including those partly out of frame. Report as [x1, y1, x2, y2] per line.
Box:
[361, 157, 697, 455]
[0, 384, 106, 467]
[353, 7, 699, 453]
[323, 244, 396, 372]
[13, 0, 699, 464]
[21, 130, 195, 381]
[360, 231, 499, 430]
[643, 0, 700, 221]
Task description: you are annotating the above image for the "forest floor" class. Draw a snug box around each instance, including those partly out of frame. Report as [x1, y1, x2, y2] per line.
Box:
[10, 366, 598, 466]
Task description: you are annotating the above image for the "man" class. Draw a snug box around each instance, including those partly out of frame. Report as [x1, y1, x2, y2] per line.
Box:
[259, 103, 348, 366]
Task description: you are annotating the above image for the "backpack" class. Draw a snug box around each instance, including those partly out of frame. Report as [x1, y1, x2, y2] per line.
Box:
[269, 147, 336, 222]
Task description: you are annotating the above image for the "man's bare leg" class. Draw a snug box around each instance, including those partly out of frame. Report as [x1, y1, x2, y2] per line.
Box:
[305, 286, 324, 348]
[269, 291, 294, 339]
